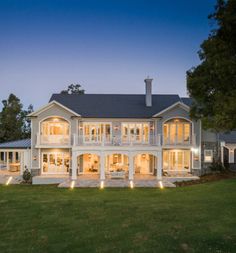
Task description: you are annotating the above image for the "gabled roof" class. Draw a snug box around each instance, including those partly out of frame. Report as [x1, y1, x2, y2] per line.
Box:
[49, 94, 189, 118]
[0, 139, 31, 149]
[28, 100, 81, 117]
[152, 101, 189, 117]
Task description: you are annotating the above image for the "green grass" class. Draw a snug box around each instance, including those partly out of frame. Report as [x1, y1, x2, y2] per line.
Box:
[0, 181, 236, 253]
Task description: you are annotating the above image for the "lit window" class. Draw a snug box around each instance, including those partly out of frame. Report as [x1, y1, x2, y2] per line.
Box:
[204, 150, 213, 163]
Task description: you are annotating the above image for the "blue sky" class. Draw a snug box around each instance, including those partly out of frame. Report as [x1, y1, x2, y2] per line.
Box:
[0, 0, 215, 109]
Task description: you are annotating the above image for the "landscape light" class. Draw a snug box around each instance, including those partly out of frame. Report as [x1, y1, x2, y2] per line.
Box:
[70, 180, 75, 189]
[130, 180, 134, 189]
[100, 180, 104, 189]
[6, 176, 13, 186]
[159, 181, 164, 189]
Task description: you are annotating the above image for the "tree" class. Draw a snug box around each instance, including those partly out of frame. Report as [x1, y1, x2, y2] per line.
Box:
[60, 84, 85, 94]
[21, 104, 34, 139]
[0, 94, 33, 142]
[187, 0, 236, 132]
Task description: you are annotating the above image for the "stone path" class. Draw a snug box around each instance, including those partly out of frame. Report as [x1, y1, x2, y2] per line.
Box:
[0, 174, 22, 185]
[58, 178, 177, 188]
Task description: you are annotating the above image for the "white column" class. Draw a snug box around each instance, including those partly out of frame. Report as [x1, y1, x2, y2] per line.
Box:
[129, 154, 134, 180]
[229, 149, 234, 163]
[6, 152, 9, 171]
[100, 152, 105, 180]
[157, 150, 162, 180]
[221, 145, 224, 164]
[71, 151, 77, 180]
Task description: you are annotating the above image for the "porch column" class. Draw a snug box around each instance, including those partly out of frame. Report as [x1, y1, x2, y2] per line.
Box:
[71, 151, 77, 180]
[129, 154, 134, 180]
[6, 152, 9, 171]
[229, 148, 234, 163]
[221, 145, 224, 164]
[157, 150, 162, 180]
[100, 152, 105, 180]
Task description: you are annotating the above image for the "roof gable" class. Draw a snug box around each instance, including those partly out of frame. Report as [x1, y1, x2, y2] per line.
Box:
[28, 100, 81, 117]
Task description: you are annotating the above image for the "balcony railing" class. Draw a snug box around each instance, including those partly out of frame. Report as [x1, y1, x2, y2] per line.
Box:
[36, 133, 71, 146]
[162, 134, 196, 146]
[73, 134, 162, 147]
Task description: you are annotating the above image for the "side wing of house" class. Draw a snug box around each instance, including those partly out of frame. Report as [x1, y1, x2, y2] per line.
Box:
[29, 101, 80, 176]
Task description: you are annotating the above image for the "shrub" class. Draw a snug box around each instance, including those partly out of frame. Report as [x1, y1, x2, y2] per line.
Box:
[23, 169, 31, 182]
[209, 160, 225, 172]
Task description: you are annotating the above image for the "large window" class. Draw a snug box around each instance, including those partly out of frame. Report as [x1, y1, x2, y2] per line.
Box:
[122, 123, 149, 144]
[41, 117, 70, 144]
[83, 123, 111, 143]
[42, 152, 70, 174]
[163, 150, 190, 171]
[163, 118, 191, 145]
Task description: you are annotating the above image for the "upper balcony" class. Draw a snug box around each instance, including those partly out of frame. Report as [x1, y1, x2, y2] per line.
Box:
[36, 133, 72, 147]
[72, 134, 162, 147]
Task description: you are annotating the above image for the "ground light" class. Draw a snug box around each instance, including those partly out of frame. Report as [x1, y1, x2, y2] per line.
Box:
[159, 181, 164, 189]
[70, 180, 75, 189]
[6, 176, 13, 186]
[130, 180, 134, 189]
[100, 180, 104, 189]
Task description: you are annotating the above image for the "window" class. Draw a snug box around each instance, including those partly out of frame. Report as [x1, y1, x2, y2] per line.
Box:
[163, 150, 190, 171]
[121, 123, 149, 143]
[163, 118, 191, 145]
[83, 123, 111, 143]
[42, 152, 70, 174]
[204, 150, 213, 163]
[41, 117, 70, 144]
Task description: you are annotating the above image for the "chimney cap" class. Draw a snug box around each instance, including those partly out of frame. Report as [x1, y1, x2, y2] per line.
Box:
[144, 76, 153, 82]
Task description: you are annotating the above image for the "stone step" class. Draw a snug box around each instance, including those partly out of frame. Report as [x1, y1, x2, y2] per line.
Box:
[32, 176, 67, 185]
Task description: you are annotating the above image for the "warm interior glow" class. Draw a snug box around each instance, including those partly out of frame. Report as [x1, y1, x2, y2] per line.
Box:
[6, 176, 13, 185]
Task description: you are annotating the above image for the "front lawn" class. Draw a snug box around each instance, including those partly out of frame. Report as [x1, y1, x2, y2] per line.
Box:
[0, 180, 236, 253]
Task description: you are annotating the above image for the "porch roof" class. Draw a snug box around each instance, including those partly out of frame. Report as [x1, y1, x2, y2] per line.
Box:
[0, 139, 31, 149]
[220, 131, 236, 144]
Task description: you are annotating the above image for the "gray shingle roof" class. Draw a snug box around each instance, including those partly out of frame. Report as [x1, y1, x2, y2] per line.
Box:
[0, 139, 31, 149]
[50, 94, 189, 118]
[220, 131, 236, 144]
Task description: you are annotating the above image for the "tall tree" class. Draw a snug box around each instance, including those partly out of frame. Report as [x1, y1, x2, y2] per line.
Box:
[0, 94, 33, 142]
[187, 0, 236, 132]
[61, 83, 85, 94]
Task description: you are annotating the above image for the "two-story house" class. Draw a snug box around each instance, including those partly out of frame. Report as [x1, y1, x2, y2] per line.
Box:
[28, 78, 205, 185]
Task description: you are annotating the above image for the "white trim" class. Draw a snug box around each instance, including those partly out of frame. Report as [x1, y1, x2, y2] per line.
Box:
[152, 101, 189, 118]
[28, 100, 81, 117]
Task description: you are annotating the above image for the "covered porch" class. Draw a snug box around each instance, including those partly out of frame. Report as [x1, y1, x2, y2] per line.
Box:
[0, 139, 31, 177]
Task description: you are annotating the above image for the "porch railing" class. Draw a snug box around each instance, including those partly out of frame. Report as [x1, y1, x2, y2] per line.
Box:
[73, 134, 162, 147]
[36, 133, 71, 146]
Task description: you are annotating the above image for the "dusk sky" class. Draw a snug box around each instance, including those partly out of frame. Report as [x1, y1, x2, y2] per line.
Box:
[0, 0, 215, 109]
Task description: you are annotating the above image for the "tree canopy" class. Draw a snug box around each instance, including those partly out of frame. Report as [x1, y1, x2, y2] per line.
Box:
[61, 84, 85, 94]
[187, 0, 236, 132]
[0, 94, 33, 143]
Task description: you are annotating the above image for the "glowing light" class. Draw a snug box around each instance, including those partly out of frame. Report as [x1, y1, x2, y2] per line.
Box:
[100, 180, 104, 189]
[130, 180, 134, 189]
[70, 180, 75, 189]
[159, 181, 164, 189]
[191, 147, 198, 154]
[6, 176, 13, 185]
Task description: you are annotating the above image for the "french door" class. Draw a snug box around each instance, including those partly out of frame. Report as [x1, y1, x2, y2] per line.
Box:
[163, 150, 190, 172]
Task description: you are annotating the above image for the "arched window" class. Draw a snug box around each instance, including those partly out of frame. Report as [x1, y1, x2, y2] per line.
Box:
[41, 117, 70, 144]
[163, 118, 191, 145]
